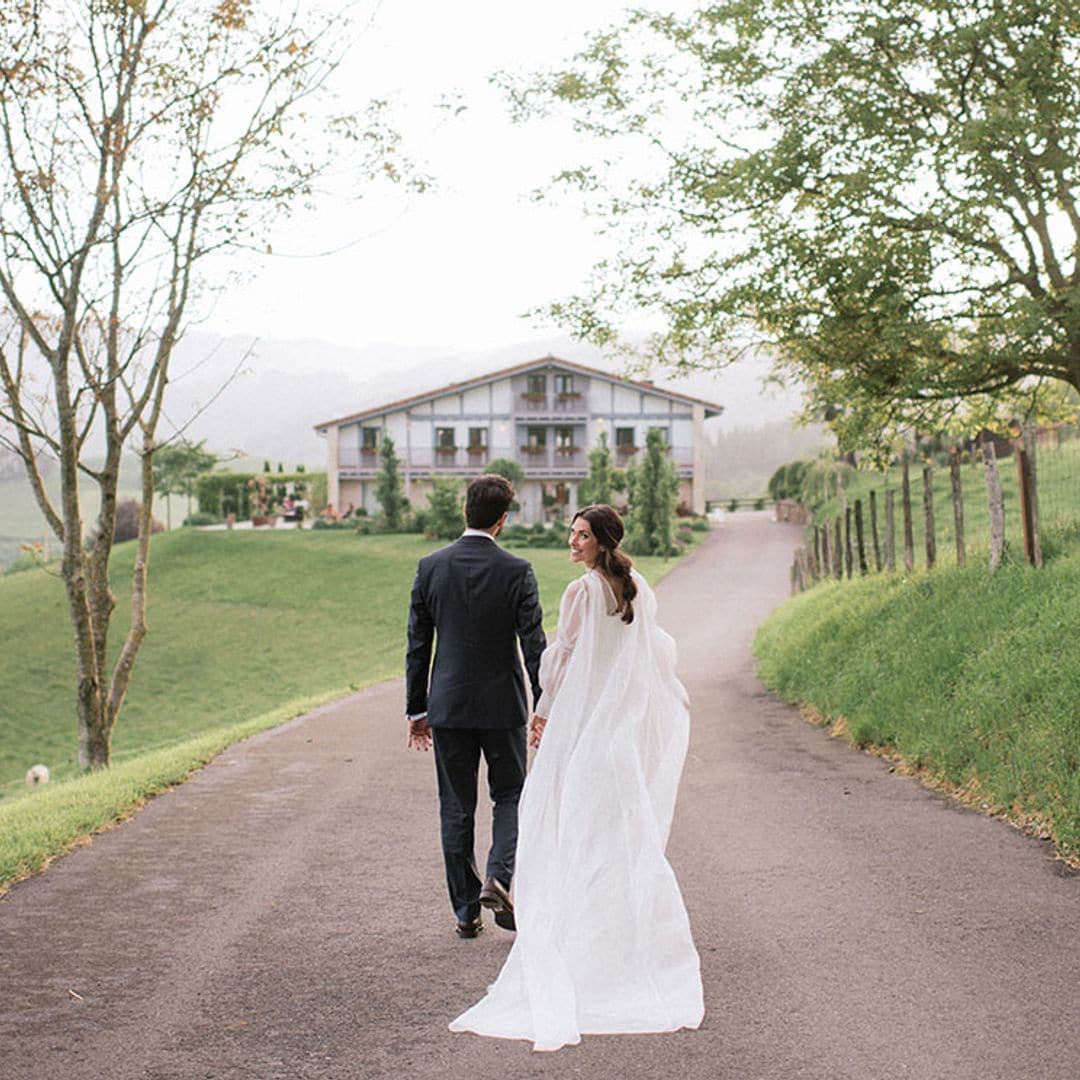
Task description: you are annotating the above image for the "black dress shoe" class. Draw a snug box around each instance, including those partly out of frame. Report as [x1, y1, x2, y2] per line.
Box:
[479, 876, 515, 931]
[456, 915, 483, 939]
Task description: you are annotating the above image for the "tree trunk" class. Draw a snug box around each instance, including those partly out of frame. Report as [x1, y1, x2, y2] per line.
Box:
[923, 464, 936, 570]
[884, 488, 896, 572]
[901, 456, 914, 572]
[820, 524, 831, 582]
[982, 438, 1005, 572]
[950, 449, 965, 567]
[833, 516, 843, 579]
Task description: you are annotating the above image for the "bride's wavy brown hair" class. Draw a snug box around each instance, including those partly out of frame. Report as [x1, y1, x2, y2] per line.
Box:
[573, 504, 637, 624]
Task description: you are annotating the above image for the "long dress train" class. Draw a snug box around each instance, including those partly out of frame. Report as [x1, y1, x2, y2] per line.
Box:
[449, 569, 704, 1051]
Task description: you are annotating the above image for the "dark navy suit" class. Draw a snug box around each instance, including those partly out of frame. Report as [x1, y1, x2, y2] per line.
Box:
[406, 533, 545, 923]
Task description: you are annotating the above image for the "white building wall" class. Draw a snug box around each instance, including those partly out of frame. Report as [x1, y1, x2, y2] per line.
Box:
[612, 385, 639, 413]
[462, 386, 488, 413]
[491, 378, 512, 412]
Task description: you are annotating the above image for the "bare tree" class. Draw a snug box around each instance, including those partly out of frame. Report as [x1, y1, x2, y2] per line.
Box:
[0, 0, 420, 768]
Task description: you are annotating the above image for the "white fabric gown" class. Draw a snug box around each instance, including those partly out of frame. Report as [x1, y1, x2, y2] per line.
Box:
[449, 568, 704, 1051]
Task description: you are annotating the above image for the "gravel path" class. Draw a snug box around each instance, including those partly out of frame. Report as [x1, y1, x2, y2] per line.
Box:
[2, 512, 1077, 1080]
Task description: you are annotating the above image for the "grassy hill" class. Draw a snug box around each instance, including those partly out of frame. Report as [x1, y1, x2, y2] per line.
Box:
[0, 528, 677, 801]
[754, 535, 1080, 862]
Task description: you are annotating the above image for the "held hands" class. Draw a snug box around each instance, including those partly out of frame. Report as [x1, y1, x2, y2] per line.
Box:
[407, 715, 432, 751]
[528, 713, 547, 749]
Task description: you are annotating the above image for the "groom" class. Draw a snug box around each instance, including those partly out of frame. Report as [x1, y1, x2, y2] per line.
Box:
[405, 474, 546, 938]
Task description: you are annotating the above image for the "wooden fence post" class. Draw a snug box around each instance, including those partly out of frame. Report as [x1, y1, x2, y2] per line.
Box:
[923, 464, 936, 570]
[950, 448, 965, 567]
[854, 498, 868, 574]
[820, 525, 831, 582]
[844, 505, 854, 578]
[833, 516, 843, 579]
[901, 456, 915, 572]
[884, 488, 896, 571]
[869, 489, 882, 572]
[813, 525, 822, 581]
[982, 436, 1005, 572]
[1015, 423, 1043, 568]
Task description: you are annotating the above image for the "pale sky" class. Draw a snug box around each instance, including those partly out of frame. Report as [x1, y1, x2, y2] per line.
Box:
[202, 1, 696, 351]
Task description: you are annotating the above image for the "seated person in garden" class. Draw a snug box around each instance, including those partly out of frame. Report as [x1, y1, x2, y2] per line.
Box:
[281, 496, 298, 521]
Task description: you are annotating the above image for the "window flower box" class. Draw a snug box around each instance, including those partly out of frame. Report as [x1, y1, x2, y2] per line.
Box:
[520, 445, 547, 455]
[556, 391, 582, 400]
[555, 445, 580, 455]
[616, 445, 639, 455]
[520, 392, 546, 402]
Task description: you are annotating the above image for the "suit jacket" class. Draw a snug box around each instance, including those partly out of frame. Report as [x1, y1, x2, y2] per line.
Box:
[406, 535, 546, 728]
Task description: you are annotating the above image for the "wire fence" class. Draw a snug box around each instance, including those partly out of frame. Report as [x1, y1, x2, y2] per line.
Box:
[788, 423, 1080, 591]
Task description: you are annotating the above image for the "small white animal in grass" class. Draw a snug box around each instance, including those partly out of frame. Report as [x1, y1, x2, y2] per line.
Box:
[25, 764, 50, 786]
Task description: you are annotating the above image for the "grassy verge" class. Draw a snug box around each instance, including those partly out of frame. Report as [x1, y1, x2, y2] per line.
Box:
[0, 525, 694, 889]
[754, 543, 1080, 864]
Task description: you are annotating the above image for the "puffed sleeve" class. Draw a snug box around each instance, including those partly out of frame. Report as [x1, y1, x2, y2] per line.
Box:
[533, 577, 588, 719]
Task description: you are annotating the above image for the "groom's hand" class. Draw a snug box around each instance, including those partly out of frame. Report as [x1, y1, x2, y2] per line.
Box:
[528, 714, 546, 748]
[407, 715, 432, 751]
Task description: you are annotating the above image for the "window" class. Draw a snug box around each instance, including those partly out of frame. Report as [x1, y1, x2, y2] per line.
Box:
[527, 426, 547, 448]
[435, 427, 456, 450]
[526, 374, 546, 396]
[554, 373, 575, 395]
[468, 427, 488, 450]
[615, 427, 636, 449]
[555, 426, 574, 449]
[361, 426, 379, 451]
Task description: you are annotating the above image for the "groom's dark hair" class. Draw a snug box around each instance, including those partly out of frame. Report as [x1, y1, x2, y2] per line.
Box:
[466, 474, 515, 529]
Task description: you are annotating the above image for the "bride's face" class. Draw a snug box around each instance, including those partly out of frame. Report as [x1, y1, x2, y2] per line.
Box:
[569, 519, 600, 567]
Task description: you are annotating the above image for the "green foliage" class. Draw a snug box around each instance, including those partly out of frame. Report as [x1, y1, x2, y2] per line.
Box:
[754, 539, 1080, 861]
[578, 431, 613, 507]
[375, 436, 407, 530]
[625, 428, 678, 556]
[195, 471, 324, 520]
[485, 458, 525, 488]
[152, 440, 218, 526]
[768, 460, 810, 502]
[426, 478, 463, 540]
[520, 1, 1080, 450]
[501, 522, 568, 549]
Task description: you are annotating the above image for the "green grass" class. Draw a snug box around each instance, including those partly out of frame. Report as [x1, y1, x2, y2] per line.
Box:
[754, 540, 1080, 860]
[0, 526, 684, 887]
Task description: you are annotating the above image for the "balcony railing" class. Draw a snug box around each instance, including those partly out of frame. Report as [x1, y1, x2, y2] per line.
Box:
[516, 392, 590, 414]
[337, 444, 692, 473]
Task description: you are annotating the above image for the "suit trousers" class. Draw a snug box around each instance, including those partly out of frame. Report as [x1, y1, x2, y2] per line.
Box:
[431, 725, 528, 924]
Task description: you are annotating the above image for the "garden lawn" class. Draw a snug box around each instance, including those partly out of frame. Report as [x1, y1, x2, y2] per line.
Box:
[754, 539, 1080, 861]
[0, 527, 677, 801]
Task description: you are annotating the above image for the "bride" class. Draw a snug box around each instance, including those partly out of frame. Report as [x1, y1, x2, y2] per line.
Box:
[449, 504, 704, 1051]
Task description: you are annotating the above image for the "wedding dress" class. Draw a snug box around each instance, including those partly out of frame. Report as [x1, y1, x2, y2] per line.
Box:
[449, 568, 704, 1051]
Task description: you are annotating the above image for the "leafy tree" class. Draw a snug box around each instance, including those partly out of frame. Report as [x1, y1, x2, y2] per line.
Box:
[375, 436, 407, 531]
[152, 440, 218, 528]
[0, 1, 420, 769]
[485, 458, 525, 489]
[625, 428, 678, 556]
[578, 431, 613, 507]
[427, 478, 464, 540]
[513, 0, 1080, 451]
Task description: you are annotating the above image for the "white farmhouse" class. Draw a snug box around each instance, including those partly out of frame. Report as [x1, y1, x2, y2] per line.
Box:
[314, 356, 722, 524]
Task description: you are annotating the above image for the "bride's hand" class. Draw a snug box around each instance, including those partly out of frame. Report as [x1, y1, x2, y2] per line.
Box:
[529, 714, 546, 748]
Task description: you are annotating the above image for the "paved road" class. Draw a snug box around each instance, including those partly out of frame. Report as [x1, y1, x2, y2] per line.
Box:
[2, 513, 1077, 1080]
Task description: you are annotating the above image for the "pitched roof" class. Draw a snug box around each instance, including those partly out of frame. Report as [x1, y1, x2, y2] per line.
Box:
[314, 354, 723, 431]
